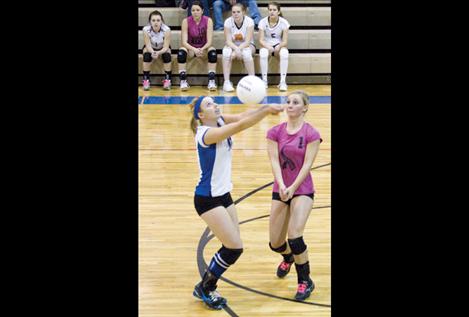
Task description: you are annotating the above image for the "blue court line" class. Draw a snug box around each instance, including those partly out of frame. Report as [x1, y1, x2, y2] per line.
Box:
[138, 96, 142, 104]
[140, 95, 330, 105]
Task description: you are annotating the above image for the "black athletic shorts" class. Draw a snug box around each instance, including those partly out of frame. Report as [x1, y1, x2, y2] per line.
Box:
[271, 43, 279, 56]
[272, 192, 314, 206]
[194, 192, 234, 216]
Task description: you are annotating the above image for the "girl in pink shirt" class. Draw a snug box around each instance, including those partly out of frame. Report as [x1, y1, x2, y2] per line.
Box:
[266, 90, 322, 301]
[177, 1, 218, 91]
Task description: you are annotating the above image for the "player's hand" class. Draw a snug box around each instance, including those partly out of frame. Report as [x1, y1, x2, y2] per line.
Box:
[285, 185, 296, 200]
[279, 184, 288, 201]
[274, 45, 281, 54]
[234, 48, 242, 59]
[268, 104, 284, 114]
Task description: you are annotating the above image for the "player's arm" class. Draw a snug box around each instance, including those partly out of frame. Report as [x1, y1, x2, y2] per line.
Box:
[238, 25, 254, 50]
[278, 27, 289, 49]
[203, 105, 282, 144]
[288, 140, 320, 192]
[200, 18, 213, 51]
[224, 26, 238, 50]
[143, 31, 154, 54]
[181, 19, 196, 52]
[258, 25, 267, 47]
[162, 29, 171, 52]
[267, 139, 286, 189]
[223, 101, 283, 123]
[222, 108, 261, 123]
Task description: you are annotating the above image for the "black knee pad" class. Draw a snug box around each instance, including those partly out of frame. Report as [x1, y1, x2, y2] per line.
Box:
[143, 52, 152, 63]
[218, 246, 243, 265]
[269, 241, 287, 253]
[162, 52, 171, 63]
[208, 49, 217, 63]
[177, 49, 187, 63]
[288, 236, 307, 255]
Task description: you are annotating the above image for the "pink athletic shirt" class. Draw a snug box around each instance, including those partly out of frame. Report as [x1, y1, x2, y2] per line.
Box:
[187, 15, 208, 48]
[266, 122, 322, 195]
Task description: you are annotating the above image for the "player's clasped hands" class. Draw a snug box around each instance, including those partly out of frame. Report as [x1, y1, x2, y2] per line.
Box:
[194, 48, 204, 57]
[279, 184, 295, 201]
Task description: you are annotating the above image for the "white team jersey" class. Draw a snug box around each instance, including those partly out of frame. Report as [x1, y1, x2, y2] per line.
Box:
[142, 23, 170, 50]
[194, 118, 233, 197]
[224, 16, 255, 46]
[258, 16, 290, 46]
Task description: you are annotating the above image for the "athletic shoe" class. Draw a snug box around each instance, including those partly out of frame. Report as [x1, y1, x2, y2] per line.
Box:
[180, 79, 190, 91]
[295, 278, 315, 301]
[143, 79, 150, 91]
[276, 260, 293, 278]
[193, 282, 227, 310]
[223, 80, 234, 92]
[208, 79, 217, 91]
[278, 81, 288, 91]
[162, 79, 171, 90]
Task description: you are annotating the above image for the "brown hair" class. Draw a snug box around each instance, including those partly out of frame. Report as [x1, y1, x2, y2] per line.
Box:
[148, 10, 165, 24]
[288, 90, 309, 114]
[191, 0, 204, 10]
[268, 2, 283, 17]
[232, 3, 246, 12]
[189, 97, 201, 135]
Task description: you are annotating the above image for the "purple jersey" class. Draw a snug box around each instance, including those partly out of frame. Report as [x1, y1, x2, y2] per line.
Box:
[266, 122, 322, 195]
[187, 15, 208, 48]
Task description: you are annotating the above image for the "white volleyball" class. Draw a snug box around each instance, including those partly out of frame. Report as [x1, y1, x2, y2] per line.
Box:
[236, 75, 267, 105]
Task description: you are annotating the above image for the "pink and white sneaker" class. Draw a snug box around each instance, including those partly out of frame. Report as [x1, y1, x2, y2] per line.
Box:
[143, 79, 150, 91]
[163, 79, 171, 90]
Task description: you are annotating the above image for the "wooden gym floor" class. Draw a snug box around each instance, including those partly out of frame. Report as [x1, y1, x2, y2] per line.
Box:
[139, 84, 331, 316]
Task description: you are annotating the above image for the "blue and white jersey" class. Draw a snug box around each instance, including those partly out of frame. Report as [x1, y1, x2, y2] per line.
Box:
[195, 118, 233, 197]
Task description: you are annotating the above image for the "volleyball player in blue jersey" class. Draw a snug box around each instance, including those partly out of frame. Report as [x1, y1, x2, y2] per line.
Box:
[189, 96, 283, 309]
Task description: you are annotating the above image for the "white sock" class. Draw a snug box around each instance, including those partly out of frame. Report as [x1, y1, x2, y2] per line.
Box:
[280, 48, 289, 83]
[260, 48, 269, 81]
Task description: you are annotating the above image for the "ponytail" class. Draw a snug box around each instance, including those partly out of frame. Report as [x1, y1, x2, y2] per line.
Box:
[189, 97, 200, 134]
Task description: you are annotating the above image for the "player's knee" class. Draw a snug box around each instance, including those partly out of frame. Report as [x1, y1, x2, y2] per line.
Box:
[269, 241, 287, 253]
[259, 48, 269, 60]
[280, 48, 289, 60]
[162, 52, 172, 63]
[208, 49, 217, 63]
[143, 52, 152, 63]
[287, 236, 307, 255]
[242, 48, 253, 61]
[219, 246, 244, 265]
[177, 49, 187, 63]
[222, 47, 232, 60]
